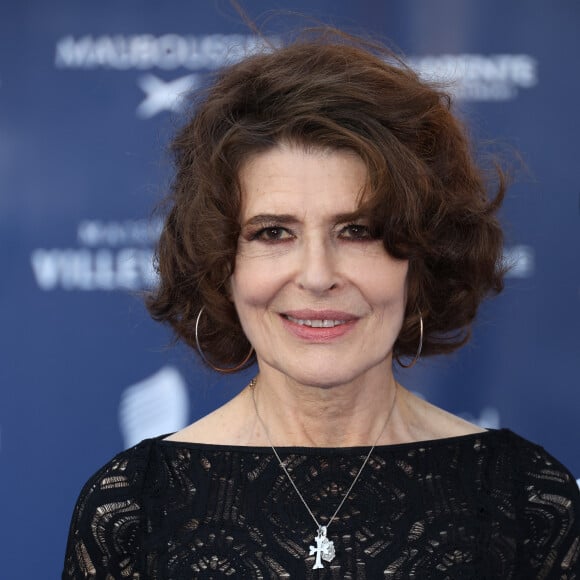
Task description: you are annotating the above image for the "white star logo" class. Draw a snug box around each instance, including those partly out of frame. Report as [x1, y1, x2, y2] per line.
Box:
[136, 74, 200, 119]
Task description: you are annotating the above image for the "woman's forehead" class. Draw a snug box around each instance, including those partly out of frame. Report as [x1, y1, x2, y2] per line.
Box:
[238, 144, 368, 215]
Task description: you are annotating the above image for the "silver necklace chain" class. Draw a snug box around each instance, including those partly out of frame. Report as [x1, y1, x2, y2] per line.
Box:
[249, 377, 398, 569]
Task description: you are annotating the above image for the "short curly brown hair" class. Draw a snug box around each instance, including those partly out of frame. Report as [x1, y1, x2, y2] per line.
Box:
[147, 28, 506, 371]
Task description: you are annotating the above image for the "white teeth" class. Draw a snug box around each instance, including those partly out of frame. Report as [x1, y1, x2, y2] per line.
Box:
[286, 316, 346, 328]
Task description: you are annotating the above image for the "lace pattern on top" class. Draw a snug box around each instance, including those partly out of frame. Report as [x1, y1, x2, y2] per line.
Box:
[63, 429, 580, 579]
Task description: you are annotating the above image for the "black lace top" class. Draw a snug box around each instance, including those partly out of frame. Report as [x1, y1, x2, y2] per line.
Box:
[63, 429, 580, 579]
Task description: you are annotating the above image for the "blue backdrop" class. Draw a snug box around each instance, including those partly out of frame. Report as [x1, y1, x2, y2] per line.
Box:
[1, 1, 578, 577]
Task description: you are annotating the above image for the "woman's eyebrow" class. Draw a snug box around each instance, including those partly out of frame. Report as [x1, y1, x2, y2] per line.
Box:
[243, 211, 366, 228]
[243, 214, 297, 227]
[333, 211, 366, 224]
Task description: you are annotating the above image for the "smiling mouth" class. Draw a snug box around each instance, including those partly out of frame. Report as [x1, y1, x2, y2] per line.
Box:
[285, 315, 347, 328]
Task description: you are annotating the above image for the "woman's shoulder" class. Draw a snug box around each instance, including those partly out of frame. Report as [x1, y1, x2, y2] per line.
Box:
[403, 426, 579, 506]
[498, 430, 580, 518]
[492, 429, 578, 485]
[496, 430, 580, 574]
[62, 437, 162, 579]
[73, 436, 159, 502]
[418, 428, 580, 574]
[454, 427, 578, 487]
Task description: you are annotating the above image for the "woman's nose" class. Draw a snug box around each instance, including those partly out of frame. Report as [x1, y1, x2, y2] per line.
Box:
[295, 239, 339, 294]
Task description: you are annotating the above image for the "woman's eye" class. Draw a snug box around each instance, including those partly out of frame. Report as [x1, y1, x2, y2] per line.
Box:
[340, 224, 372, 240]
[253, 227, 291, 242]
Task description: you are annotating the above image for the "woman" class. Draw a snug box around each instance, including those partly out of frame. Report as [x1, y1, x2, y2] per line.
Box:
[63, 29, 580, 578]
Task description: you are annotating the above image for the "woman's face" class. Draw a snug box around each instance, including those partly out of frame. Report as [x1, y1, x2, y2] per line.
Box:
[230, 144, 408, 387]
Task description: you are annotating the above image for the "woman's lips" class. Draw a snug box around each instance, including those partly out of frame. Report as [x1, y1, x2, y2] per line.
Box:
[280, 310, 358, 341]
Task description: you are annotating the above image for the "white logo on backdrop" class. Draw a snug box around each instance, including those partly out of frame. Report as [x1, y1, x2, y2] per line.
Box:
[136, 74, 200, 119]
[408, 54, 538, 101]
[55, 34, 273, 70]
[30, 219, 160, 291]
[54, 34, 276, 119]
[119, 366, 189, 448]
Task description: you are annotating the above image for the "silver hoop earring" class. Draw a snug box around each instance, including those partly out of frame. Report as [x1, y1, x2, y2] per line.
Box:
[194, 306, 254, 373]
[397, 314, 423, 369]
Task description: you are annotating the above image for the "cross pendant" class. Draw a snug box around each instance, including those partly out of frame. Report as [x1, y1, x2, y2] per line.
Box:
[309, 526, 336, 569]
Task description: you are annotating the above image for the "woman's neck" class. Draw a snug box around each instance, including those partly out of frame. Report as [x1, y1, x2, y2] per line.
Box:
[248, 367, 399, 448]
[165, 365, 484, 447]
